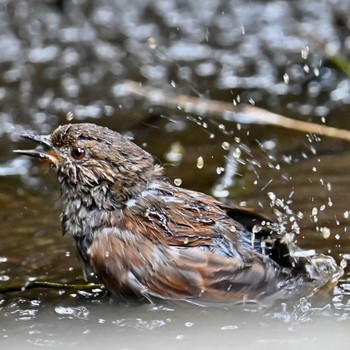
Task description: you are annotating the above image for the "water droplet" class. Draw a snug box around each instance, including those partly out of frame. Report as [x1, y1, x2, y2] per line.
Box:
[229, 225, 237, 233]
[340, 259, 347, 269]
[232, 148, 241, 158]
[301, 46, 309, 59]
[335, 234, 340, 240]
[344, 211, 349, 219]
[146, 37, 157, 49]
[66, 111, 74, 121]
[283, 73, 289, 84]
[297, 211, 304, 219]
[320, 227, 331, 239]
[240, 24, 245, 35]
[216, 167, 224, 175]
[283, 155, 292, 164]
[268, 192, 276, 201]
[219, 124, 225, 130]
[222, 141, 230, 150]
[174, 178, 182, 186]
[196, 156, 204, 169]
[165, 142, 184, 163]
[221, 325, 238, 330]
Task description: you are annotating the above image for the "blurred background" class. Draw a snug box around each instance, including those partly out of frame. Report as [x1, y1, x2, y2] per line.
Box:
[0, 0, 350, 348]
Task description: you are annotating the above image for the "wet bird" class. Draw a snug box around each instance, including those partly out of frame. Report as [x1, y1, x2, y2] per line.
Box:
[14, 123, 341, 304]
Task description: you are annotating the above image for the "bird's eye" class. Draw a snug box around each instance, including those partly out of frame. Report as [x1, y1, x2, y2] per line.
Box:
[70, 147, 86, 160]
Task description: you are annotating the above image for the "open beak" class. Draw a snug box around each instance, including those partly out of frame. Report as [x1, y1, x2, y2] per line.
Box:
[13, 134, 59, 164]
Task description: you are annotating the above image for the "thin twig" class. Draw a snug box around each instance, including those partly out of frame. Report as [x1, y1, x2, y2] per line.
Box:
[120, 80, 350, 142]
[0, 280, 105, 294]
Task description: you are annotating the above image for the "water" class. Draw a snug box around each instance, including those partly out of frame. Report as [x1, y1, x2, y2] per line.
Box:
[0, 293, 349, 349]
[1, 0, 350, 348]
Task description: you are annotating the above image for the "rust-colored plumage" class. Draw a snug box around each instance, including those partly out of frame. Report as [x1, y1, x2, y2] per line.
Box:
[14, 123, 342, 304]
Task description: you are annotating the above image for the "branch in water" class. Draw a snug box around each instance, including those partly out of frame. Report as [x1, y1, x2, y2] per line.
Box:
[0, 280, 105, 294]
[119, 80, 350, 142]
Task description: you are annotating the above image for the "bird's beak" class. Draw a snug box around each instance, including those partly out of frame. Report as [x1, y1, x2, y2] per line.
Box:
[13, 134, 59, 164]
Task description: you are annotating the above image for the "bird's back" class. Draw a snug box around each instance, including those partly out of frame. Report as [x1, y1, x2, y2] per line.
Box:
[85, 180, 342, 303]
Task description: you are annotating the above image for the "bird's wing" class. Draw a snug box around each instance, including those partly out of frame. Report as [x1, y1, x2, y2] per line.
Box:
[123, 183, 276, 251]
[88, 225, 285, 302]
[123, 184, 233, 245]
[88, 183, 341, 302]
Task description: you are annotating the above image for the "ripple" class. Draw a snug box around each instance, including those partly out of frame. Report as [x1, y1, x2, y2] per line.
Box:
[54, 306, 90, 320]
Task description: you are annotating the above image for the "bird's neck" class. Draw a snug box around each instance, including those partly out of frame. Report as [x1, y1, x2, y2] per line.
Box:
[58, 164, 164, 236]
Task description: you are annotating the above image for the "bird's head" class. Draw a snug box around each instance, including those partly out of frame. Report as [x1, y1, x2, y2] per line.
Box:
[15, 123, 163, 208]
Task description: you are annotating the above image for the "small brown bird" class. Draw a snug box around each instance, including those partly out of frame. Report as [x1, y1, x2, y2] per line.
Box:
[15, 123, 341, 304]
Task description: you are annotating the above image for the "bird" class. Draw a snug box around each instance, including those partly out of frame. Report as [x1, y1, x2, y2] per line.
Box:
[14, 123, 342, 304]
